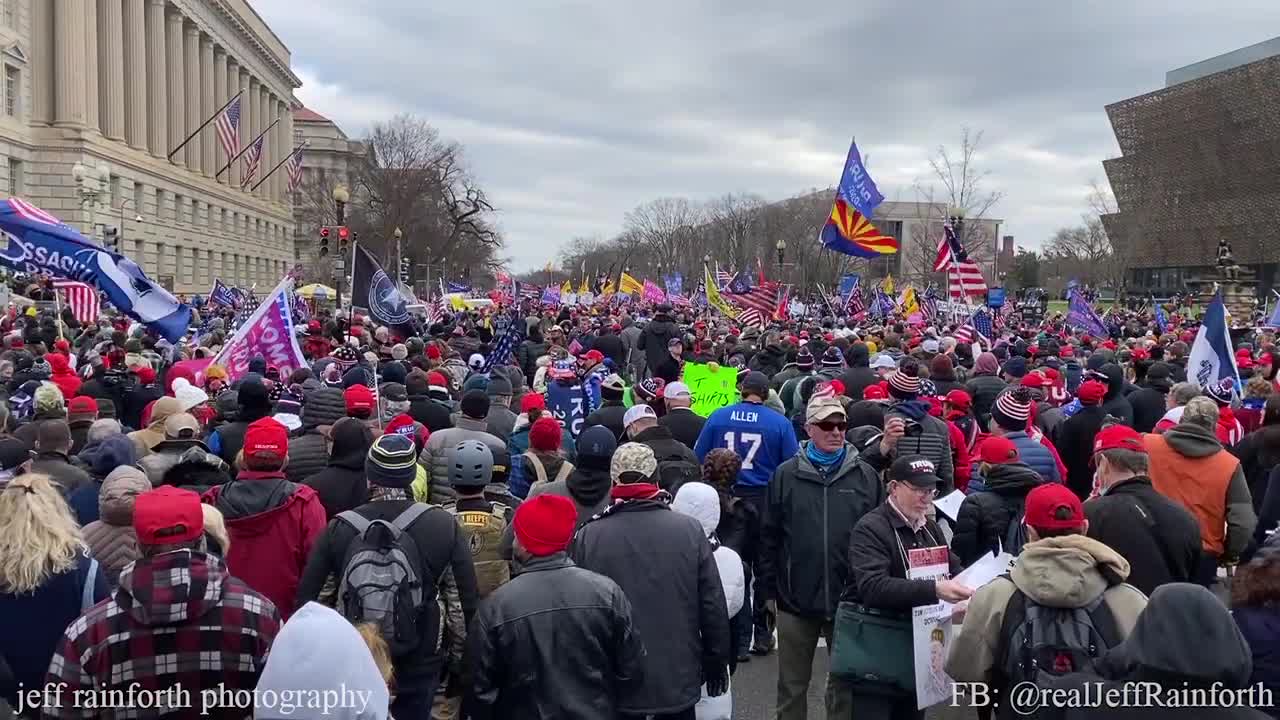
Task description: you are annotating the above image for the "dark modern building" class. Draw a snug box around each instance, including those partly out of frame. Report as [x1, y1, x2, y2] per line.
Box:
[1103, 36, 1280, 296]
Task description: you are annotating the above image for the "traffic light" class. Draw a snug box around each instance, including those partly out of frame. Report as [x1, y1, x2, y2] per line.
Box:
[399, 257, 410, 283]
[102, 226, 120, 252]
[337, 225, 350, 255]
[318, 226, 330, 257]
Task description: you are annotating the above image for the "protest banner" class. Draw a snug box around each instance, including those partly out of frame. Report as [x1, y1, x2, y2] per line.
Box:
[211, 278, 306, 383]
[682, 362, 739, 417]
[908, 546, 955, 710]
[546, 382, 587, 437]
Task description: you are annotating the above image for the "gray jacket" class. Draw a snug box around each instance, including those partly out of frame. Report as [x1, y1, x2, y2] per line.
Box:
[419, 415, 507, 498]
[620, 325, 644, 377]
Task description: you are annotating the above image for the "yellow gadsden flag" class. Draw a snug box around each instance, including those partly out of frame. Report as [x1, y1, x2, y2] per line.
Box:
[619, 272, 644, 295]
[560, 280, 572, 294]
[881, 274, 895, 296]
[705, 264, 738, 319]
[900, 286, 919, 316]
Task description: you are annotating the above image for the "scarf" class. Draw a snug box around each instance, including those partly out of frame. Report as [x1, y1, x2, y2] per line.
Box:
[368, 485, 410, 502]
[805, 443, 846, 469]
[610, 483, 665, 502]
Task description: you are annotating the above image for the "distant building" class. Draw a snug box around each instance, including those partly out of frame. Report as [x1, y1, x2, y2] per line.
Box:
[865, 200, 1003, 286]
[290, 105, 362, 265]
[1103, 37, 1280, 296]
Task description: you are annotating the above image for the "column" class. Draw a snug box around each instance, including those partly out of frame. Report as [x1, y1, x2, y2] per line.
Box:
[97, 0, 125, 141]
[199, 35, 215, 177]
[144, 0, 165, 155]
[32, 0, 54, 124]
[183, 23, 200, 172]
[123, 0, 147, 149]
[164, 6, 184, 166]
[257, 84, 268, 197]
[241, 73, 253, 189]
[84, 0, 99, 131]
[276, 98, 288, 201]
[213, 49, 227, 182]
[245, 77, 258, 189]
[283, 101, 294, 198]
[224, 58, 239, 182]
[54, 0, 89, 127]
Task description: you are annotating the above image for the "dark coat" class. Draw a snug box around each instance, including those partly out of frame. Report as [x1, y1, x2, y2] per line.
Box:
[952, 461, 1042, 566]
[748, 344, 786, 379]
[411, 396, 455, 433]
[463, 554, 644, 720]
[1059, 405, 1108, 500]
[571, 495, 731, 715]
[1084, 476, 1202, 596]
[1233, 605, 1280, 715]
[659, 407, 706, 450]
[585, 401, 628, 442]
[965, 374, 1008, 428]
[1129, 379, 1171, 434]
[839, 366, 880, 401]
[1231, 425, 1280, 514]
[638, 313, 680, 371]
[301, 420, 372, 520]
[844, 502, 959, 611]
[32, 450, 93, 498]
[1100, 363, 1135, 428]
[633, 424, 701, 494]
[759, 445, 886, 618]
[591, 332, 627, 368]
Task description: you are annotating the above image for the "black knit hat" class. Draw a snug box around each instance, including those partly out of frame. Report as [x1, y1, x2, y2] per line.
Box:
[576, 425, 617, 472]
[991, 387, 1033, 431]
[460, 389, 490, 419]
[366, 433, 417, 488]
[795, 348, 815, 370]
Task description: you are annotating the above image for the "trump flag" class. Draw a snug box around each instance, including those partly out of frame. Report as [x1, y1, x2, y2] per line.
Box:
[819, 138, 897, 258]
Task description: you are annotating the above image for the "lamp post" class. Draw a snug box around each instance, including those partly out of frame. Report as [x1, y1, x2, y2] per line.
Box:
[72, 161, 111, 239]
[394, 226, 404, 286]
[775, 237, 786, 276]
[332, 184, 350, 318]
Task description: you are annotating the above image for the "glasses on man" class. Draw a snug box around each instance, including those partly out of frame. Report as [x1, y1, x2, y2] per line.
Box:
[813, 420, 847, 433]
[899, 483, 939, 499]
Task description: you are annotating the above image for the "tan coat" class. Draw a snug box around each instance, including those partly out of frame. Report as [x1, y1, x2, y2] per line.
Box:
[81, 467, 152, 587]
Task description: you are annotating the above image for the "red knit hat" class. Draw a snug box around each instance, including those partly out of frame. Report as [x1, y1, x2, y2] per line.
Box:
[132, 364, 156, 385]
[521, 393, 547, 413]
[243, 417, 289, 464]
[426, 344, 442, 360]
[529, 416, 562, 453]
[1024, 483, 1085, 532]
[1077, 379, 1107, 406]
[513, 494, 577, 556]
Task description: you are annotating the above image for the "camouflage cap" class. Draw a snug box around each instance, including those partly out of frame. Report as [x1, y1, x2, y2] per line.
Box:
[610, 442, 658, 484]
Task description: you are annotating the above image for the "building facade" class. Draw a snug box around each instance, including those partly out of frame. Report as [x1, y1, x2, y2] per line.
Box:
[290, 104, 360, 267]
[866, 200, 1002, 286]
[0, 0, 299, 296]
[1103, 37, 1280, 296]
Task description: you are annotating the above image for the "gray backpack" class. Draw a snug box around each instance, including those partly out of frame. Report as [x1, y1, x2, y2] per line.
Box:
[996, 585, 1122, 687]
[336, 504, 436, 655]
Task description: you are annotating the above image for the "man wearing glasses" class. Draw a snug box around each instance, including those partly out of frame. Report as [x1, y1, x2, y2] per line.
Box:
[759, 395, 895, 720]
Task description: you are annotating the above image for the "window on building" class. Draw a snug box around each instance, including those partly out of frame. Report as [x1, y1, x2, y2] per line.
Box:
[6, 158, 21, 197]
[4, 65, 19, 118]
[134, 183, 145, 218]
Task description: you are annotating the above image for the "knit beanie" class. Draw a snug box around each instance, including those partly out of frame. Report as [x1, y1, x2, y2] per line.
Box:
[820, 346, 844, 370]
[513, 494, 577, 556]
[887, 367, 922, 399]
[1002, 356, 1027, 379]
[795, 349, 815, 371]
[575, 425, 617, 472]
[529, 417, 562, 453]
[460, 389, 490, 420]
[365, 434, 417, 489]
[991, 387, 1033, 431]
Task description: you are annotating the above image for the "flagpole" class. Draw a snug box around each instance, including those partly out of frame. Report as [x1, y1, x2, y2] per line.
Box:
[168, 90, 243, 161]
[215, 118, 279, 180]
[53, 287, 64, 339]
[250, 141, 308, 192]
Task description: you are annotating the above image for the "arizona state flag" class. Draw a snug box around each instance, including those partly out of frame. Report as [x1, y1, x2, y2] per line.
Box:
[818, 138, 897, 258]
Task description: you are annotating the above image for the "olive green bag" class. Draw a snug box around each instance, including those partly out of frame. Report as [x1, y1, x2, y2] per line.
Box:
[830, 602, 915, 692]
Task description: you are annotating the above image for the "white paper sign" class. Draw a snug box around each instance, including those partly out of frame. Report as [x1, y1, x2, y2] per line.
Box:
[908, 546, 954, 710]
[933, 489, 965, 521]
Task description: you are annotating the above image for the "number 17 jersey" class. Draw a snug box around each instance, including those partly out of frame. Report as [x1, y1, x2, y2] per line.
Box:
[694, 400, 800, 489]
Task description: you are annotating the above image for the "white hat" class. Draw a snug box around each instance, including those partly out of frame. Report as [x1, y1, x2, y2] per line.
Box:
[664, 381, 691, 399]
[870, 354, 898, 370]
[272, 412, 302, 432]
[171, 377, 209, 411]
[468, 353, 485, 369]
[622, 403, 657, 428]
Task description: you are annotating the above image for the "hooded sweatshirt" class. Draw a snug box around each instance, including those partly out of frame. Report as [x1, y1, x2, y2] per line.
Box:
[255, 602, 391, 720]
[946, 534, 1148, 688]
[1099, 363, 1135, 427]
[1146, 423, 1257, 557]
[303, 419, 372, 519]
[952, 461, 1043, 566]
[81, 467, 151, 587]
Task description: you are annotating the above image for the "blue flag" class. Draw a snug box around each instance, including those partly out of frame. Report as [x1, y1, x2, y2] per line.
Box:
[836, 138, 885, 217]
[209, 278, 237, 308]
[483, 312, 524, 373]
[663, 273, 683, 297]
[726, 271, 753, 295]
[1153, 297, 1168, 334]
[838, 273, 860, 299]
[1066, 289, 1108, 337]
[1189, 292, 1239, 392]
[447, 280, 471, 293]
[972, 307, 994, 340]
[0, 198, 191, 342]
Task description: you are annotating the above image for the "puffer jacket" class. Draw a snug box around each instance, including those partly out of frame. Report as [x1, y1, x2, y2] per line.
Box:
[965, 373, 1008, 428]
[748, 343, 786, 379]
[419, 416, 507, 503]
[82, 467, 151, 588]
[977, 430, 1062, 485]
[284, 386, 346, 485]
[952, 461, 1043, 565]
[884, 400, 955, 492]
[638, 312, 680, 371]
[137, 438, 226, 486]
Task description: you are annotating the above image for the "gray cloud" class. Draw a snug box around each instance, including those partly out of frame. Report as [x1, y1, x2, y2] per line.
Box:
[254, 0, 1280, 269]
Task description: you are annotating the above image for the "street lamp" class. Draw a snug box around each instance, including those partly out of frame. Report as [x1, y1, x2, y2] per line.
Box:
[948, 207, 966, 240]
[332, 184, 350, 225]
[775, 237, 786, 266]
[72, 161, 111, 239]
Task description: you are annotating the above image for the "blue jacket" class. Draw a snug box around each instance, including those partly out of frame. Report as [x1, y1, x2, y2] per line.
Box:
[1234, 605, 1280, 710]
[695, 400, 799, 488]
[1006, 430, 1060, 484]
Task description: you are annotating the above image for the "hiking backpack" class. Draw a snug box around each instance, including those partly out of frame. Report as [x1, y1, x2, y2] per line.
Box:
[336, 504, 437, 655]
[1002, 502, 1029, 556]
[655, 451, 700, 494]
[455, 502, 514, 598]
[996, 586, 1122, 688]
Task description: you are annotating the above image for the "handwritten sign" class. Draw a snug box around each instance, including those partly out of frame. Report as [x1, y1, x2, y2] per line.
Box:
[682, 362, 739, 417]
[546, 382, 586, 437]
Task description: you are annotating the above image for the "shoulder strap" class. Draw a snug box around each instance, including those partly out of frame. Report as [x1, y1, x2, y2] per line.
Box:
[1084, 589, 1123, 650]
[337, 509, 372, 535]
[392, 502, 434, 532]
[552, 460, 573, 484]
[524, 452, 548, 484]
[993, 582, 1027, 688]
[81, 557, 99, 611]
[1126, 495, 1179, 581]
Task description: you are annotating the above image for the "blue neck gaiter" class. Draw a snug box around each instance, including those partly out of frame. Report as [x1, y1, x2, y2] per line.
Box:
[805, 443, 846, 469]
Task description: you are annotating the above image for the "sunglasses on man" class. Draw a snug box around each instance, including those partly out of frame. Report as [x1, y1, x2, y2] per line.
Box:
[812, 420, 847, 432]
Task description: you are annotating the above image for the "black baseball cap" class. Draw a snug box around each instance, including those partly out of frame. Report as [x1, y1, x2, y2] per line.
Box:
[0, 438, 33, 472]
[890, 454, 940, 489]
[740, 371, 770, 399]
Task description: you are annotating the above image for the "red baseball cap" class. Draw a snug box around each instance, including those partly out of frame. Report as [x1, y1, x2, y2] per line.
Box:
[1024, 483, 1085, 532]
[243, 417, 289, 464]
[67, 396, 98, 416]
[1077, 379, 1107, 406]
[944, 389, 971, 410]
[1020, 372, 1050, 389]
[345, 384, 376, 414]
[979, 436, 1019, 465]
[133, 486, 204, 546]
[1092, 424, 1145, 456]
[1060, 345, 1075, 358]
[520, 393, 547, 413]
[862, 384, 888, 400]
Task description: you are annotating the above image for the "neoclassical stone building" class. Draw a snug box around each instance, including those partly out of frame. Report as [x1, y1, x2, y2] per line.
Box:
[0, 0, 299, 295]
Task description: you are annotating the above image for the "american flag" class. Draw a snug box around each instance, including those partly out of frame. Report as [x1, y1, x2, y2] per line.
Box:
[727, 281, 780, 318]
[240, 135, 265, 189]
[483, 313, 524, 372]
[285, 147, 305, 192]
[933, 220, 988, 299]
[715, 267, 734, 288]
[922, 285, 940, 321]
[737, 307, 768, 328]
[995, 301, 1015, 330]
[229, 292, 261, 333]
[215, 95, 242, 162]
[10, 197, 71, 229]
[51, 279, 101, 324]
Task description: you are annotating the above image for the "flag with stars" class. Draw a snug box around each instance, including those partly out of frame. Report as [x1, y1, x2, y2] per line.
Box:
[483, 312, 524, 372]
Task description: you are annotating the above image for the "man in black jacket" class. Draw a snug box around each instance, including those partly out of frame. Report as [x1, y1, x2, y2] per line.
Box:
[1129, 361, 1173, 433]
[297, 434, 479, 720]
[659, 381, 705, 450]
[571, 442, 731, 719]
[759, 396, 890, 720]
[284, 383, 347, 484]
[465, 494, 644, 720]
[838, 342, 879, 401]
[1084, 424, 1201, 596]
[591, 322, 627, 368]
[624, 403, 700, 494]
[1100, 362, 1135, 428]
[584, 374, 629, 441]
[638, 304, 680, 377]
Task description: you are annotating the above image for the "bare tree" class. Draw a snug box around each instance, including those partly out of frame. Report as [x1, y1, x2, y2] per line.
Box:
[705, 193, 766, 269]
[915, 128, 1003, 267]
[622, 197, 704, 277]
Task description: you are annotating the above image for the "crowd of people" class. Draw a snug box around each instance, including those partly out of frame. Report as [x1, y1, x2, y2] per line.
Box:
[0, 295, 1277, 719]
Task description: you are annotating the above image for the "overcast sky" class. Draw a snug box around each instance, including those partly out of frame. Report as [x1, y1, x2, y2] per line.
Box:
[253, 1, 1280, 271]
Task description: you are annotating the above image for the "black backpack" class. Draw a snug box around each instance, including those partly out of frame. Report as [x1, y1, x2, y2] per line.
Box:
[1001, 501, 1029, 556]
[995, 584, 1122, 689]
[654, 450, 700, 494]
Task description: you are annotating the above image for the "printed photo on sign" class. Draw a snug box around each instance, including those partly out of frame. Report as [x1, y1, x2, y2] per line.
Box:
[908, 546, 955, 710]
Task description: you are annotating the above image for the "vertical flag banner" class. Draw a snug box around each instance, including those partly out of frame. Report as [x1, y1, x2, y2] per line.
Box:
[214, 95, 242, 160]
[619, 272, 644, 295]
[642, 279, 666, 303]
[934, 219, 988, 299]
[1188, 291, 1240, 392]
[211, 277, 307, 382]
[51, 279, 101, 324]
[838, 273, 860, 300]
[704, 264, 739, 319]
[819, 138, 897, 258]
[240, 135, 265, 188]
[350, 243, 417, 337]
[285, 147, 305, 192]
[1065, 289, 1108, 337]
[0, 198, 191, 341]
